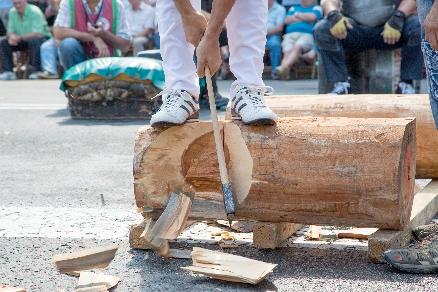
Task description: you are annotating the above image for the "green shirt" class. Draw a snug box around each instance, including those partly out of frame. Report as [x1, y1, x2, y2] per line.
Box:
[7, 4, 51, 38]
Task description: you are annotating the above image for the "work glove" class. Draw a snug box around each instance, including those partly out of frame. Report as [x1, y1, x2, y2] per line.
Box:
[327, 10, 352, 39]
[382, 10, 406, 45]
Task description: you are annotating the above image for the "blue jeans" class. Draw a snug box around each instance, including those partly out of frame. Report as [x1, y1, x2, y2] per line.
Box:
[314, 16, 423, 83]
[417, 0, 438, 128]
[40, 38, 59, 74]
[266, 34, 282, 71]
[58, 37, 86, 71]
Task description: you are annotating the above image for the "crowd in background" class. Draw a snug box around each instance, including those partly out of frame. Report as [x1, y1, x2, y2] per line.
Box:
[0, 0, 324, 81]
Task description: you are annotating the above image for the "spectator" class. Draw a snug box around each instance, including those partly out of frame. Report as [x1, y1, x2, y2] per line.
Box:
[0, 0, 12, 30]
[418, 0, 438, 128]
[0, 0, 51, 80]
[266, 0, 286, 79]
[53, 0, 131, 72]
[314, 0, 421, 94]
[274, 0, 322, 80]
[126, 0, 155, 56]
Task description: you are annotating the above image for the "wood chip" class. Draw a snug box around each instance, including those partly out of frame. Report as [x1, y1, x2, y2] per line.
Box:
[182, 247, 276, 285]
[53, 244, 118, 274]
[215, 220, 256, 233]
[75, 271, 120, 292]
[0, 285, 27, 292]
[336, 228, 378, 240]
[306, 225, 321, 240]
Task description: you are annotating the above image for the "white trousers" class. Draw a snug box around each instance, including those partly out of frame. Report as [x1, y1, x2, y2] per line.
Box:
[156, 0, 268, 98]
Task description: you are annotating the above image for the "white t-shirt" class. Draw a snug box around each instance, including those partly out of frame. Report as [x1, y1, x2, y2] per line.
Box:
[125, 2, 155, 37]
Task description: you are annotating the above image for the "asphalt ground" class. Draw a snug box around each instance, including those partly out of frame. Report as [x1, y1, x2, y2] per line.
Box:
[0, 80, 437, 291]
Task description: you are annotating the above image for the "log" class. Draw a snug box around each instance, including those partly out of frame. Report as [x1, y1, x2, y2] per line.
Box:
[226, 94, 436, 178]
[134, 117, 416, 230]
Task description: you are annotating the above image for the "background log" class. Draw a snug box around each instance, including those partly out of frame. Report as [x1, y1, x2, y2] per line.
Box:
[134, 117, 416, 230]
[226, 94, 435, 178]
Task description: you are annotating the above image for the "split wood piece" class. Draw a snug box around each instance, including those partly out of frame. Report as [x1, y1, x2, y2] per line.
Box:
[53, 245, 118, 274]
[306, 225, 322, 241]
[253, 222, 302, 249]
[368, 179, 438, 263]
[75, 271, 120, 292]
[0, 285, 27, 292]
[226, 94, 436, 178]
[336, 228, 378, 240]
[134, 118, 416, 229]
[182, 247, 277, 284]
[142, 192, 192, 257]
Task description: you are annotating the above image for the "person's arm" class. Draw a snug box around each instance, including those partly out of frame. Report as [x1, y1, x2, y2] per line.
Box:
[294, 12, 317, 23]
[382, 0, 417, 44]
[20, 32, 44, 41]
[284, 15, 299, 25]
[196, 0, 235, 77]
[93, 28, 131, 52]
[53, 26, 95, 42]
[174, 0, 207, 46]
[268, 9, 286, 35]
[320, 0, 340, 16]
[397, 0, 417, 17]
[424, 0, 438, 49]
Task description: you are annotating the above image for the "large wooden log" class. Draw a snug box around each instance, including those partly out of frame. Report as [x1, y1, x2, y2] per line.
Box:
[226, 94, 436, 178]
[134, 117, 416, 230]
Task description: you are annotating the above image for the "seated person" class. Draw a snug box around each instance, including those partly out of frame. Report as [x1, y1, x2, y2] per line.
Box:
[266, 0, 286, 79]
[126, 0, 155, 56]
[274, 0, 322, 80]
[53, 0, 131, 71]
[314, 0, 421, 94]
[0, 0, 51, 80]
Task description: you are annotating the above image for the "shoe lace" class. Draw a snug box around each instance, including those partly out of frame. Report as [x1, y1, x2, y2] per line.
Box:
[237, 86, 274, 107]
[153, 88, 186, 111]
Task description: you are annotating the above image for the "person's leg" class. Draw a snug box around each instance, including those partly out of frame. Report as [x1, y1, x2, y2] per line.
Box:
[0, 36, 15, 72]
[266, 34, 282, 71]
[132, 36, 148, 56]
[400, 15, 423, 82]
[40, 38, 58, 75]
[417, 0, 438, 128]
[58, 37, 86, 71]
[156, 0, 200, 98]
[27, 37, 45, 73]
[313, 19, 349, 83]
[226, 0, 267, 87]
[225, 0, 277, 125]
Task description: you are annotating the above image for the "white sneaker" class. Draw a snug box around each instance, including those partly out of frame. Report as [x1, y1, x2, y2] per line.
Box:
[0, 71, 17, 80]
[330, 81, 350, 95]
[396, 82, 416, 94]
[150, 89, 199, 127]
[230, 84, 278, 125]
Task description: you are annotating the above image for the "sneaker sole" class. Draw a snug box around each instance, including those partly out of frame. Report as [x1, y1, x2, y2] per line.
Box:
[231, 111, 277, 126]
[151, 113, 200, 128]
[383, 253, 438, 274]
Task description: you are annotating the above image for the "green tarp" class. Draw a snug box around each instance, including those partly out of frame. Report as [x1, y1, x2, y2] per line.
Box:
[60, 57, 165, 91]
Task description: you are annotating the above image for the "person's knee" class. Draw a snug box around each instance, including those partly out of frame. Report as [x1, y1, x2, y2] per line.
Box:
[313, 19, 339, 51]
[403, 15, 421, 47]
[59, 38, 82, 54]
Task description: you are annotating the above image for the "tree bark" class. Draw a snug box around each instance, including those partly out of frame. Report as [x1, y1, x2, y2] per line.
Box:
[226, 94, 435, 178]
[134, 117, 416, 230]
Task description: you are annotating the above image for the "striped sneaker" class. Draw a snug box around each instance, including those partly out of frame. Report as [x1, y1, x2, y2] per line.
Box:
[230, 84, 278, 125]
[384, 245, 438, 274]
[150, 89, 199, 127]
